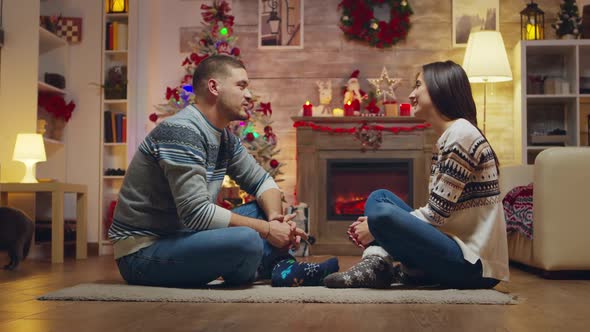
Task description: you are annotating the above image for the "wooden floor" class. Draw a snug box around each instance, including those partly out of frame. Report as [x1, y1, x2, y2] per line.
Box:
[1, 255, 589, 332]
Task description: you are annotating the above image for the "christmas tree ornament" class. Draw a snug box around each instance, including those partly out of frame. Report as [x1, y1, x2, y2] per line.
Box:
[367, 67, 402, 104]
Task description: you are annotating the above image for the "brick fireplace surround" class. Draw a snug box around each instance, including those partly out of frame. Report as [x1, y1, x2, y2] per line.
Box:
[293, 116, 435, 255]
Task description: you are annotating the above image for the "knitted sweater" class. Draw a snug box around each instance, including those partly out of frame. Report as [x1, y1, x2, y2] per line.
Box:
[109, 105, 278, 259]
[411, 119, 509, 281]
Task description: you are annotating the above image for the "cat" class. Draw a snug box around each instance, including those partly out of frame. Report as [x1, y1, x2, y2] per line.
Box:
[0, 207, 34, 270]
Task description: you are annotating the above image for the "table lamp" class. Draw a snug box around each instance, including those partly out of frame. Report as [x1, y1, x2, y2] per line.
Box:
[12, 133, 46, 183]
[462, 31, 512, 134]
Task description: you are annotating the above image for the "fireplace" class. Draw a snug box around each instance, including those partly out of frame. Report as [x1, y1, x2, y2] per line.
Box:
[293, 116, 434, 255]
[327, 159, 413, 220]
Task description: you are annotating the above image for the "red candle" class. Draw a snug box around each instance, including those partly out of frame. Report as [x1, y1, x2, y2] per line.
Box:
[344, 101, 354, 116]
[400, 103, 411, 116]
[303, 101, 313, 116]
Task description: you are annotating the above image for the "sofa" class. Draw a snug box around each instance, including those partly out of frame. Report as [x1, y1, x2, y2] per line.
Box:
[499, 147, 590, 272]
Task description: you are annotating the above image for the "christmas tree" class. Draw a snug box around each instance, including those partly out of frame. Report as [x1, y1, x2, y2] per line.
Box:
[552, 0, 583, 37]
[148, 0, 284, 206]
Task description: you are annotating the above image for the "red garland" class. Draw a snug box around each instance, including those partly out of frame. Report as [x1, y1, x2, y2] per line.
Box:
[292, 120, 430, 134]
[338, 0, 413, 48]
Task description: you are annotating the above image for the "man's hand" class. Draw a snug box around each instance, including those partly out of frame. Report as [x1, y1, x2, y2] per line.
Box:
[267, 213, 309, 249]
[266, 219, 293, 248]
[286, 221, 308, 250]
[267, 213, 282, 222]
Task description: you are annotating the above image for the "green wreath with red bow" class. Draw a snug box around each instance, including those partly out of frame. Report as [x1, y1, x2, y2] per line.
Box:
[338, 0, 413, 48]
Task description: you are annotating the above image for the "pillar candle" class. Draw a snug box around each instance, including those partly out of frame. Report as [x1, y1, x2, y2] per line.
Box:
[400, 103, 411, 116]
[344, 101, 354, 116]
[332, 108, 344, 117]
[303, 101, 313, 116]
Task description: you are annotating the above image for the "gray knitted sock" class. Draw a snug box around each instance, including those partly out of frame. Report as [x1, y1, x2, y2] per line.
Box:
[323, 255, 393, 289]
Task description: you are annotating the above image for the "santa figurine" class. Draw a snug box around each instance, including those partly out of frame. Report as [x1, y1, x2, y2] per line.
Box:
[343, 69, 368, 113]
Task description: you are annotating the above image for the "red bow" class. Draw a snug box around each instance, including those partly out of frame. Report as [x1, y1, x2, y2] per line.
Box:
[190, 53, 208, 65]
[182, 75, 193, 84]
[201, 0, 234, 28]
[256, 102, 272, 116]
[166, 87, 180, 101]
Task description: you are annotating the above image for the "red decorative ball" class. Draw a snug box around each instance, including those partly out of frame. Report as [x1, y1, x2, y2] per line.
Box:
[149, 113, 158, 123]
[245, 133, 255, 142]
[231, 47, 240, 56]
[270, 159, 279, 168]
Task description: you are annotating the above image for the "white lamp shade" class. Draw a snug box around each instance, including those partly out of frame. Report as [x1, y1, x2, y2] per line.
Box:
[462, 31, 513, 83]
[12, 133, 47, 162]
[269, 19, 280, 34]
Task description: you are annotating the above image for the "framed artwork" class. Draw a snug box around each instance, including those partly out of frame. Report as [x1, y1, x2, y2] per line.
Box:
[179, 26, 200, 53]
[258, 0, 304, 49]
[452, 0, 499, 47]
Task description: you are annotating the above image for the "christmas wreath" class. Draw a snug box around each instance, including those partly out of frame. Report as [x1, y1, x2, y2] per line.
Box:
[338, 0, 413, 48]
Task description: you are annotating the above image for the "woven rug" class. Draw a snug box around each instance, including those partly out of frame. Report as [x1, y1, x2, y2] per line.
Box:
[38, 282, 517, 304]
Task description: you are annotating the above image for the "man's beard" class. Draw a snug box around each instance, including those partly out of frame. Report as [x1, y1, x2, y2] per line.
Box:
[218, 96, 247, 121]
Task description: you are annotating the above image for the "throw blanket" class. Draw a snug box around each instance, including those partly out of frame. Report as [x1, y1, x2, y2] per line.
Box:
[502, 184, 534, 239]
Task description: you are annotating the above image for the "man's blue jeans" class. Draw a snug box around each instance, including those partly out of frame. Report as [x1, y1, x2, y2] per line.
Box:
[365, 189, 499, 289]
[116, 202, 290, 287]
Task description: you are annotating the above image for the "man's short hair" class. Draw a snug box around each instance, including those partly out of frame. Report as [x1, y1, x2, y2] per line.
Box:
[192, 55, 246, 98]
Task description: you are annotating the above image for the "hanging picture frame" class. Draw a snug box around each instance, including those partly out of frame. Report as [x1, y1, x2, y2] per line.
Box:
[258, 0, 304, 49]
[452, 0, 499, 47]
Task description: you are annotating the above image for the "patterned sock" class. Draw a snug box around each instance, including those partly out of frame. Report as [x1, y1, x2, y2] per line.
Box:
[323, 255, 394, 289]
[271, 257, 339, 287]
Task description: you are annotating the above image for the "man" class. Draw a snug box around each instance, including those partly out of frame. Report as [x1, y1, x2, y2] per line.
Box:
[110, 55, 338, 287]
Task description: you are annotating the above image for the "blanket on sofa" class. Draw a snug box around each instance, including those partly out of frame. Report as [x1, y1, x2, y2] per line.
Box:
[502, 183, 534, 239]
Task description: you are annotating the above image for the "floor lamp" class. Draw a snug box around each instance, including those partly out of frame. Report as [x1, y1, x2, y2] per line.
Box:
[462, 31, 513, 134]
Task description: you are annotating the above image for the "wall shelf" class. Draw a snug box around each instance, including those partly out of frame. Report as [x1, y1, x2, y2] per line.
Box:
[104, 99, 127, 104]
[515, 40, 590, 164]
[39, 26, 66, 54]
[99, 1, 134, 255]
[38, 81, 66, 94]
[43, 137, 65, 146]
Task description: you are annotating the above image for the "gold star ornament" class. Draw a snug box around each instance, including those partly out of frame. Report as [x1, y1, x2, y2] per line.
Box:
[367, 67, 402, 103]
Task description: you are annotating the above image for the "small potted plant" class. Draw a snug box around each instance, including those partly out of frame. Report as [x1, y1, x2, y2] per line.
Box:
[104, 65, 127, 100]
[552, 0, 583, 39]
[38, 93, 76, 140]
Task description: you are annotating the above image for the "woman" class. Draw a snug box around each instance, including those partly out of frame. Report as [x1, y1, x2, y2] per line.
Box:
[324, 61, 509, 289]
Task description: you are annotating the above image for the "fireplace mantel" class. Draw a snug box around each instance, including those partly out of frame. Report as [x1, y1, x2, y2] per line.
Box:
[292, 116, 428, 124]
[293, 116, 435, 255]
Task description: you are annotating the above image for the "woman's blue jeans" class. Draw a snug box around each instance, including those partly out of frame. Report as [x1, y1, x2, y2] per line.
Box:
[116, 202, 290, 287]
[365, 189, 499, 289]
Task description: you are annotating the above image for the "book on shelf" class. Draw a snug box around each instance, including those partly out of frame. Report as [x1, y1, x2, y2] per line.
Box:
[104, 110, 113, 142]
[105, 21, 128, 51]
[117, 23, 128, 50]
[103, 110, 127, 143]
[105, 22, 113, 50]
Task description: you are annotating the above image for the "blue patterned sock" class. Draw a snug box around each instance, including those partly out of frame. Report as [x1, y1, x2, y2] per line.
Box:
[271, 257, 339, 287]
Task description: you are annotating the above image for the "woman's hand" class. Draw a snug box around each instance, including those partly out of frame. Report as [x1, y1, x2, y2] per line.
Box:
[348, 216, 374, 247]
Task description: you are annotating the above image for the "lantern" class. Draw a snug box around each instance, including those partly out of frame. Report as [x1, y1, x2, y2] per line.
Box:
[107, 0, 128, 13]
[521, 1, 544, 40]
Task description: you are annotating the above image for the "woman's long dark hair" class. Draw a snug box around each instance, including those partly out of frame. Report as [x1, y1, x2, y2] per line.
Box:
[422, 61, 500, 172]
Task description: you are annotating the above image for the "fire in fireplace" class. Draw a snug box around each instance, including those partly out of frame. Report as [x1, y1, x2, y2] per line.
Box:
[327, 159, 413, 220]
